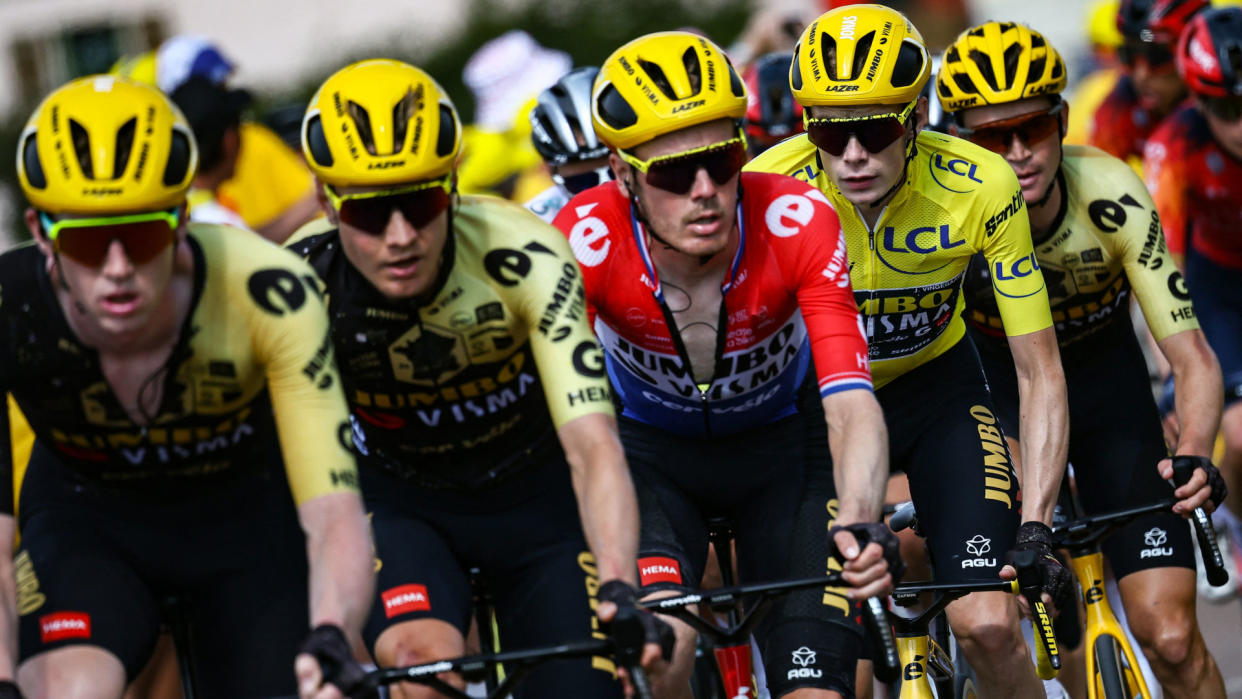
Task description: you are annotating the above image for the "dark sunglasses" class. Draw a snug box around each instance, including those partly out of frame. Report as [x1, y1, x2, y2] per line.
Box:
[1202, 96, 1242, 122]
[1118, 42, 1176, 70]
[617, 133, 748, 195]
[40, 209, 178, 267]
[553, 165, 614, 195]
[957, 103, 1064, 154]
[324, 178, 452, 235]
[805, 101, 916, 157]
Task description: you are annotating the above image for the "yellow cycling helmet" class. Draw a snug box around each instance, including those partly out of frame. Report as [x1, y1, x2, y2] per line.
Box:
[936, 22, 1068, 113]
[17, 75, 197, 215]
[302, 59, 462, 187]
[791, 4, 931, 107]
[1088, 1, 1125, 49]
[592, 31, 747, 151]
[110, 51, 158, 86]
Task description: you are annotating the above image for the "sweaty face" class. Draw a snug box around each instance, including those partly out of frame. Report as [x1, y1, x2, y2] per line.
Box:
[810, 103, 920, 211]
[958, 97, 1063, 206]
[331, 185, 452, 301]
[614, 119, 741, 260]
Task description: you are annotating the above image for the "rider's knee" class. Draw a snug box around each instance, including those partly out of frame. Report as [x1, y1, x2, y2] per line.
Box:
[1134, 612, 1196, 669]
[18, 648, 126, 699]
[374, 619, 464, 667]
[951, 615, 1022, 658]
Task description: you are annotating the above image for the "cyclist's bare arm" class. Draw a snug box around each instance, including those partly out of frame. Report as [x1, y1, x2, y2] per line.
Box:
[299, 492, 374, 633]
[559, 413, 640, 587]
[1157, 330, 1225, 512]
[824, 390, 892, 597]
[1009, 327, 1069, 525]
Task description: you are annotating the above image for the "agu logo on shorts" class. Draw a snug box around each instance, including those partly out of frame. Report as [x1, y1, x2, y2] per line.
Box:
[382, 584, 431, 618]
[637, 557, 682, 586]
[40, 611, 90, 643]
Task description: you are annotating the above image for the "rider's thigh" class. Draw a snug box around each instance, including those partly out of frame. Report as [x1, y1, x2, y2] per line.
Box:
[1117, 566, 1199, 665]
[18, 645, 126, 699]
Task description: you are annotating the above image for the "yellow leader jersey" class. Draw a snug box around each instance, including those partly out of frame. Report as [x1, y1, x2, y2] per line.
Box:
[746, 130, 1053, 388]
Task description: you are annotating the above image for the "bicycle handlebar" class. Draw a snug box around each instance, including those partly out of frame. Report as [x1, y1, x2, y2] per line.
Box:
[1171, 459, 1230, 587]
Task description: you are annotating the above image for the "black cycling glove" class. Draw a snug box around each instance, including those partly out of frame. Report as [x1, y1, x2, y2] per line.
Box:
[827, 522, 907, 585]
[1006, 521, 1073, 612]
[1171, 455, 1228, 509]
[0, 680, 22, 699]
[298, 624, 374, 699]
[598, 580, 676, 661]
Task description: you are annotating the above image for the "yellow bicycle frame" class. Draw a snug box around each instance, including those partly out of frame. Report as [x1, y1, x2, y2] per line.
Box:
[1069, 552, 1153, 699]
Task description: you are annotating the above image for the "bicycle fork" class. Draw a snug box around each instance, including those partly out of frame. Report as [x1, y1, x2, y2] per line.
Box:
[1070, 552, 1153, 699]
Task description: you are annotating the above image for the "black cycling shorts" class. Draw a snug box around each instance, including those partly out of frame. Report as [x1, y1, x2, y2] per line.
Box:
[621, 409, 862, 699]
[877, 337, 1022, 582]
[972, 323, 1195, 578]
[360, 447, 621, 699]
[16, 442, 310, 698]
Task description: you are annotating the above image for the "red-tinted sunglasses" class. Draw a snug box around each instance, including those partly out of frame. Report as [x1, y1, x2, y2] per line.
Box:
[324, 178, 452, 235]
[40, 209, 178, 267]
[617, 134, 748, 195]
[806, 101, 916, 157]
[957, 103, 1064, 154]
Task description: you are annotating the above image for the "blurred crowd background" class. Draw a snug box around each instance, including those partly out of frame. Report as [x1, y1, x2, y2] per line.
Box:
[0, 0, 1114, 245]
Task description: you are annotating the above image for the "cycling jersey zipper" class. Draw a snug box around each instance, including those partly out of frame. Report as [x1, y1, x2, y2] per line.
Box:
[656, 297, 728, 438]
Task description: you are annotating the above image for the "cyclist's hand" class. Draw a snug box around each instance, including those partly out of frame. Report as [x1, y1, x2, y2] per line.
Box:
[1159, 455, 1227, 516]
[0, 680, 23, 699]
[828, 522, 906, 599]
[1002, 522, 1073, 616]
[295, 624, 373, 699]
[598, 579, 675, 696]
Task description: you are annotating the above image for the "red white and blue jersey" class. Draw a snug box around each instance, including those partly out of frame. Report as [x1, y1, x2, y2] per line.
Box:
[552, 173, 871, 437]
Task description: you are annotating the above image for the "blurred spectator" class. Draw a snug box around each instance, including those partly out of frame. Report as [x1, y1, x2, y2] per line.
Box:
[1066, 0, 1126, 145]
[169, 75, 252, 229]
[742, 52, 803, 155]
[158, 36, 320, 242]
[457, 31, 570, 200]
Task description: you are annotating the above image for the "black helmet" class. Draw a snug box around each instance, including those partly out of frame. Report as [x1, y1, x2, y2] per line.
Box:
[529, 66, 608, 167]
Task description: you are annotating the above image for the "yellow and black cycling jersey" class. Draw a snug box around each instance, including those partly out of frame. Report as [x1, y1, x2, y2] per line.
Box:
[286, 195, 614, 487]
[745, 130, 1052, 388]
[964, 144, 1197, 349]
[0, 224, 359, 514]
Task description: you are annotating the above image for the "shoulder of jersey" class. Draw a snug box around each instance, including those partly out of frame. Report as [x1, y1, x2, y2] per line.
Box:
[285, 216, 338, 250]
[457, 193, 572, 249]
[1062, 143, 1145, 188]
[1148, 103, 1205, 149]
[189, 222, 318, 281]
[744, 134, 817, 177]
[0, 241, 43, 297]
[914, 130, 1019, 200]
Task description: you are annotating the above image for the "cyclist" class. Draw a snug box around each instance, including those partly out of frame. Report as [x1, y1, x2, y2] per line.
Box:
[4, 75, 373, 698]
[939, 21, 1228, 696]
[1089, 0, 1208, 169]
[743, 52, 804, 156]
[1145, 6, 1242, 592]
[168, 75, 252, 229]
[748, 6, 1071, 696]
[526, 66, 613, 223]
[554, 31, 900, 699]
[287, 59, 667, 699]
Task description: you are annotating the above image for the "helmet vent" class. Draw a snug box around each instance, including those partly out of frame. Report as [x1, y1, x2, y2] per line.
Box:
[682, 47, 702, 95]
[1029, 55, 1047, 82]
[113, 117, 137, 180]
[596, 84, 639, 129]
[1030, 32, 1046, 49]
[392, 87, 420, 155]
[891, 41, 925, 88]
[968, 49, 1002, 91]
[791, 49, 804, 90]
[304, 114, 334, 167]
[163, 129, 192, 186]
[21, 133, 46, 190]
[68, 119, 94, 179]
[638, 58, 679, 100]
[435, 104, 457, 158]
[1052, 56, 1064, 79]
[728, 62, 745, 98]
[953, 73, 979, 96]
[346, 100, 377, 156]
